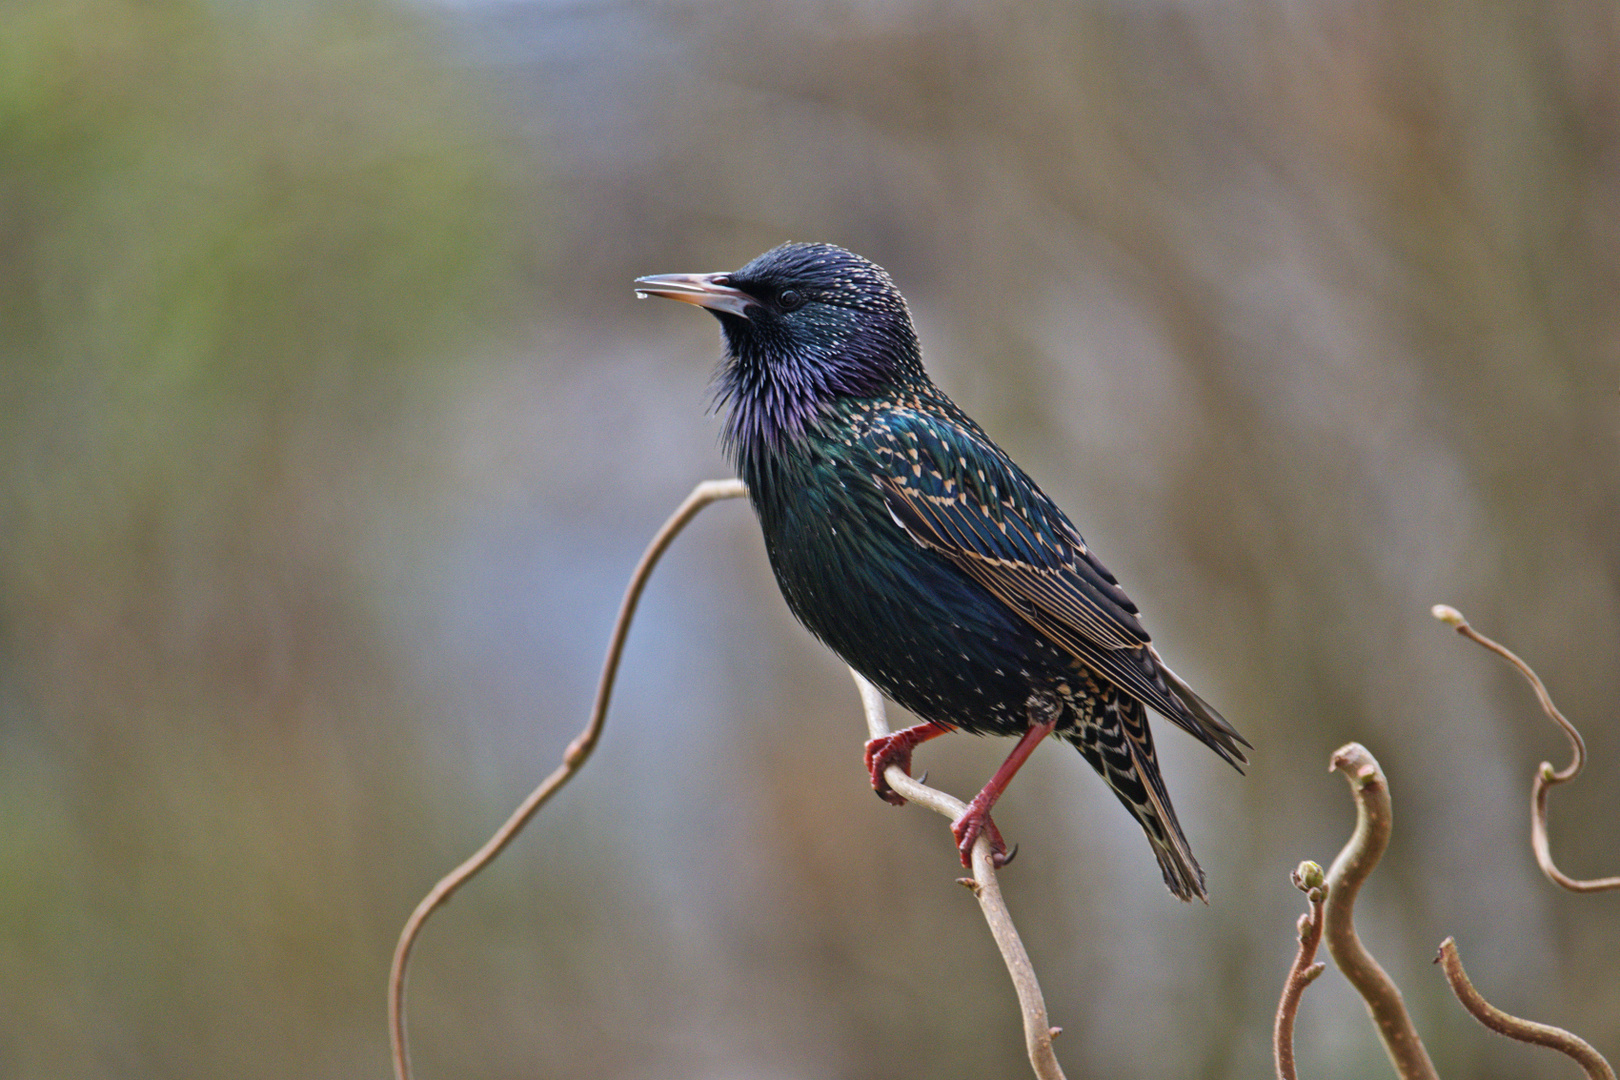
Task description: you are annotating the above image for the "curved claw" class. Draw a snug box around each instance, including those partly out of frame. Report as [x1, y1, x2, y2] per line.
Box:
[864, 723, 950, 807]
[872, 784, 906, 806]
[951, 807, 1013, 869]
[863, 735, 910, 805]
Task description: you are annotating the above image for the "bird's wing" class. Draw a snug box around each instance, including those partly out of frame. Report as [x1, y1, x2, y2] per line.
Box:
[862, 409, 1247, 766]
[861, 408, 1147, 647]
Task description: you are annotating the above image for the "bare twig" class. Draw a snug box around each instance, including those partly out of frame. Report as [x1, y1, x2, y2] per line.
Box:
[388, 478, 748, 1080]
[1323, 743, 1439, 1080]
[1274, 861, 1328, 1080]
[1436, 937, 1616, 1080]
[850, 671, 1067, 1080]
[1432, 605, 1620, 892]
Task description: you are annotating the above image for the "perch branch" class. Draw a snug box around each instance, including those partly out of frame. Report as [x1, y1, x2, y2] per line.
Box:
[388, 478, 748, 1080]
[1432, 605, 1619, 892]
[850, 671, 1067, 1080]
[1436, 937, 1615, 1080]
[1323, 743, 1439, 1080]
[1274, 861, 1328, 1080]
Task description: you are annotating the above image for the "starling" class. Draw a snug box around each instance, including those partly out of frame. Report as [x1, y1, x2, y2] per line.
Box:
[636, 242, 1247, 901]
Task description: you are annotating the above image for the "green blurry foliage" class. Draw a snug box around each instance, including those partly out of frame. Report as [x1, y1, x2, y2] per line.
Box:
[0, 0, 539, 696]
[0, 3, 543, 1077]
[1, 0, 525, 394]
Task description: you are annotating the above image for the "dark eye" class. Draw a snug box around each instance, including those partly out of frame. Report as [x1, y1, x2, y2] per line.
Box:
[778, 288, 804, 312]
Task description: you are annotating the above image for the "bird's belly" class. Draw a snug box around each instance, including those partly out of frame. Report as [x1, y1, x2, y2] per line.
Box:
[758, 487, 1066, 736]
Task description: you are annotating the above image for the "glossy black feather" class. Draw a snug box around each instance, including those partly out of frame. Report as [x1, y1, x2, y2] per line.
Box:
[644, 241, 1248, 899]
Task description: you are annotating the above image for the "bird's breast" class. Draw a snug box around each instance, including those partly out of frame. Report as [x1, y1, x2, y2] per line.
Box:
[744, 438, 1059, 734]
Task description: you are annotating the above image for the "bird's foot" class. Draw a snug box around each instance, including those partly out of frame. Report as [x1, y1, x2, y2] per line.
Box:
[950, 804, 1016, 869]
[863, 733, 916, 806]
[946, 698, 1058, 869]
[863, 721, 950, 807]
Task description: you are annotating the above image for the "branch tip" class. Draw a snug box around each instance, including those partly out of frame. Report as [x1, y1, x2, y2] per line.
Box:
[1434, 612, 1619, 892]
[1292, 860, 1325, 893]
[1329, 742, 1384, 790]
[1431, 604, 1466, 627]
[1438, 938, 1615, 1080]
[1275, 855, 1331, 1080]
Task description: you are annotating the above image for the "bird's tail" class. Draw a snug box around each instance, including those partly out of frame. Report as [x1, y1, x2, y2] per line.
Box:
[1147, 645, 1251, 773]
[1065, 690, 1207, 902]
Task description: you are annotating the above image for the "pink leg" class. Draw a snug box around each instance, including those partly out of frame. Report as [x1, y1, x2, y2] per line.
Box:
[951, 709, 1061, 868]
[864, 721, 953, 806]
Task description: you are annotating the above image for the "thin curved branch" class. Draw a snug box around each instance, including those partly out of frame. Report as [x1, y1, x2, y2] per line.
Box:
[1274, 861, 1328, 1080]
[1436, 937, 1615, 1080]
[850, 671, 1067, 1080]
[1323, 743, 1439, 1080]
[1432, 605, 1619, 892]
[388, 478, 748, 1080]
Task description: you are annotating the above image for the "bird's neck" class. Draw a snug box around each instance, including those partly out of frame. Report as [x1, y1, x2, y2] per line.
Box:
[717, 356, 825, 471]
[716, 336, 925, 478]
[722, 390, 834, 493]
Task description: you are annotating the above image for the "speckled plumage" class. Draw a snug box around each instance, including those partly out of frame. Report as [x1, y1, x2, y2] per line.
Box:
[637, 242, 1248, 900]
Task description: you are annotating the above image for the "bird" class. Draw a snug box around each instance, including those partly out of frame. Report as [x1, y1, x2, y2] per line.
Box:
[635, 242, 1247, 901]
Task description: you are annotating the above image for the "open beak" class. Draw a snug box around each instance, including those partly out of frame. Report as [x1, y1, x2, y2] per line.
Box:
[634, 272, 756, 319]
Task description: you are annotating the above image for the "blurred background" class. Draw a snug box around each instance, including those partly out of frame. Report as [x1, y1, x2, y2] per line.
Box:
[2, 0, 1617, 1077]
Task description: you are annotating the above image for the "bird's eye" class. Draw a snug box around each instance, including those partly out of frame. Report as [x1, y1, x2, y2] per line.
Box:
[778, 288, 805, 312]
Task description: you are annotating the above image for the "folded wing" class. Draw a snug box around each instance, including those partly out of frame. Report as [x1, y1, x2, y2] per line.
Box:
[863, 410, 1248, 769]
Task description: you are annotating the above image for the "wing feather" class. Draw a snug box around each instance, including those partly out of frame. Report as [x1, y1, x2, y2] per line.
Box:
[864, 410, 1248, 768]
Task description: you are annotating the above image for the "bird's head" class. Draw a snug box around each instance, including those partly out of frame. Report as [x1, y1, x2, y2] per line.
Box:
[636, 242, 925, 462]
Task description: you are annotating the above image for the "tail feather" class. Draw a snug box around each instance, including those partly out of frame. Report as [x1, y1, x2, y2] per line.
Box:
[1148, 645, 1250, 773]
[1065, 684, 1207, 902]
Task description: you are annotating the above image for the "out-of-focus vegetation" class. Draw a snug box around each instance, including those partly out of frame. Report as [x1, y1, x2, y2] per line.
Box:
[0, 2, 541, 1077]
[3, 0, 1617, 1078]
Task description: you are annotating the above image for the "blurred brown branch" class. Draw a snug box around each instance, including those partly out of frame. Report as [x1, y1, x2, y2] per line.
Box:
[1437, 937, 1616, 1080]
[1284, 727, 1618, 1079]
[388, 478, 748, 1080]
[1321, 743, 1439, 1080]
[1432, 605, 1620, 892]
[1273, 861, 1327, 1080]
[850, 671, 1067, 1080]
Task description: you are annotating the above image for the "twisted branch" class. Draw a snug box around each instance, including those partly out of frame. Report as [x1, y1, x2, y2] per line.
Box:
[1323, 743, 1439, 1080]
[1273, 861, 1328, 1080]
[1432, 605, 1619, 892]
[850, 671, 1067, 1080]
[1436, 937, 1615, 1080]
[388, 478, 748, 1080]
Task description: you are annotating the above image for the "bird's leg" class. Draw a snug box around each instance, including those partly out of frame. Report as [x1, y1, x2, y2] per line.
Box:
[951, 694, 1063, 868]
[864, 721, 953, 806]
